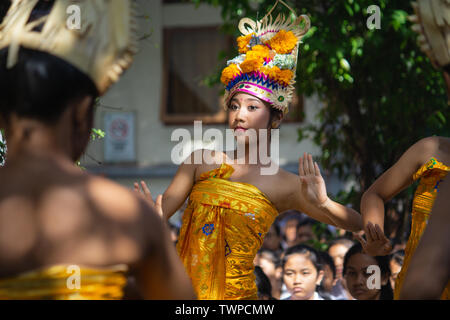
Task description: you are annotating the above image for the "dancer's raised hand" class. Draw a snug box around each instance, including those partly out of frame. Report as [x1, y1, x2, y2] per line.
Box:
[298, 152, 329, 207]
[134, 181, 163, 218]
[355, 222, 392, 256]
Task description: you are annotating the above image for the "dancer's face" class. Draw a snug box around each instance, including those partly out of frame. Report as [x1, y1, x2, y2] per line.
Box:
[283, 253, 323, 300]
[227, 93, 271, 144]
[344, 253, 387, 300]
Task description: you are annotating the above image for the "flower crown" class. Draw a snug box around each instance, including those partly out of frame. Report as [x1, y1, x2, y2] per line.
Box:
[0, 0, 138, 96]
[221, 0, 310, 114]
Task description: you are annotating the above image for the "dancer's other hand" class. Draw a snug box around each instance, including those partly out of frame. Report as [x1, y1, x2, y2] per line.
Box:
[355, 222, 392, 256]
[298, 152, 329, 207]
[134, 181, 163, 218]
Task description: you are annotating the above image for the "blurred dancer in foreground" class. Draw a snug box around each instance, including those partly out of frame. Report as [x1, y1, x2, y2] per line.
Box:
[0, 0, 195, 300]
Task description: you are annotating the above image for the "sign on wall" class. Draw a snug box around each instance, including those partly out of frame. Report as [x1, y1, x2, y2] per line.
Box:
[104, 112, 136, 163]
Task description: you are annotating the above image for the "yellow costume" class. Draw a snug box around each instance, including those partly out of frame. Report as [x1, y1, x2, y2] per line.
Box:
[0, 265, 127, 300]
[394, 157, 449, 300]
[176, 164, 278, 300]
[0, 1, 137, 301]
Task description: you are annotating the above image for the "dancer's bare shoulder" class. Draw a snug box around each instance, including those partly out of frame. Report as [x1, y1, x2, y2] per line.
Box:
[410, 136, 450, 165]
[362, 136, 450, 202]
[267, 167, 302, 212]
[0, 172, 163, 277]
[193, 149, 230, 182]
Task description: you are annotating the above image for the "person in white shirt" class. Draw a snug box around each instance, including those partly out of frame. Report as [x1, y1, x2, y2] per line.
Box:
[282, 244, 326, 300]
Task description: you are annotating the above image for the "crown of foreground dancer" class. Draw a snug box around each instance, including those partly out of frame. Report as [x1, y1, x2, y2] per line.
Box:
[409, 0, 450, 71]
[221, 0, 311, 115]
[0, 0, 138, 96]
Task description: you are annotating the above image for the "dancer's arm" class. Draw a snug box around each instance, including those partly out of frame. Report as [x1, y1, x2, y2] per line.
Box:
[359, 137, 439, 256]
[135, 150, 200, 221]
[161, 154, 198, 221]
[399, 178, 450, 299]
[282, 153, 363, 232]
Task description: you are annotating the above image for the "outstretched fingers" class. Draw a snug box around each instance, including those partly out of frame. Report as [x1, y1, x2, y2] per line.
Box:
[299, 155, 306, 176]
[375, 224, 392, 251]
[140, 181, 152, 198]
[303, 152, 310, 174]
[374, 224, 387, 241]
[355, 233, 367, 251]
[134, 181, 156, 206]
[308, 154, 315, 175]
[155, 194, 164, 218]
[366, 222, 380, 242]
[314, 161, 321, 177]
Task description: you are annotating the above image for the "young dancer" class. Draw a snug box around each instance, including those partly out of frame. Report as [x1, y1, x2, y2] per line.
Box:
[136, 1, 362, 300]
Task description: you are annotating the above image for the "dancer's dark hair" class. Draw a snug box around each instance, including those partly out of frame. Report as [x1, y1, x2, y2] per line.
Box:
[0, 1, 98, 125]
[0, 47, 98, 125]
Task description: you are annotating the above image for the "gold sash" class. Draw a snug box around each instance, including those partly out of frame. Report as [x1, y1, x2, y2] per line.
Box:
[0, 264, 127, 300]
[177, 164, 278, 300]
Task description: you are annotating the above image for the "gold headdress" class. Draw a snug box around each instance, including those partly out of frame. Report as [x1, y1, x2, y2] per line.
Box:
[409, 0, 450, 70]
[0, 0, 139, 95]
[221, 0, 310, 114]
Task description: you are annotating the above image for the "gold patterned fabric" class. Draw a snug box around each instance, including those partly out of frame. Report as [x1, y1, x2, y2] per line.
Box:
[394, 157, 450, 300]
[176, 163, 278, 300]
[0, 264, 128, 300]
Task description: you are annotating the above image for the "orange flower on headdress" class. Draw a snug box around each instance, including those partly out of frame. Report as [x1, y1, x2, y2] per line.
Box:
[240, 57, 263, 73]
[238, 45, 270, 74]
[247, 45, 271, 60]
[237, 33, 255, 54]
[221, 64, 241, 85]
[273, 67, 294, 86]
[267, 30, 298, 54]
[259, 66, 293, 86]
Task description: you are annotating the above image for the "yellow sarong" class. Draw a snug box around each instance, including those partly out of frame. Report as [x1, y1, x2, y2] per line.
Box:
[176, 163, 279, 300]
[394, 157, 449, 300]
[0, 264, 127, 300]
